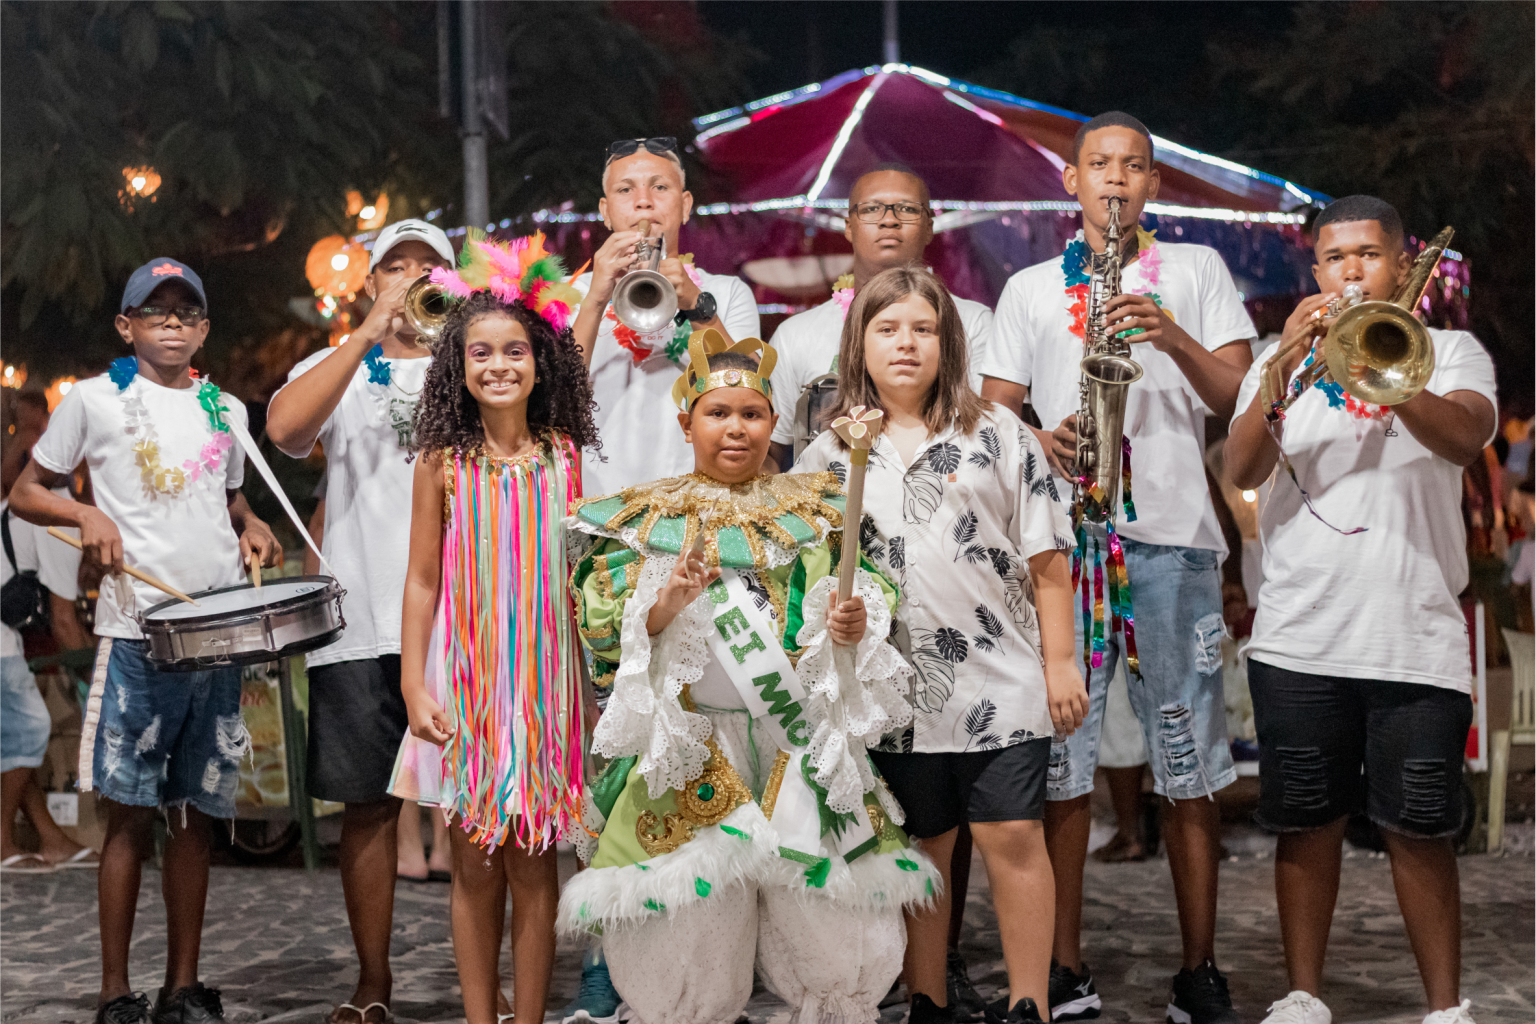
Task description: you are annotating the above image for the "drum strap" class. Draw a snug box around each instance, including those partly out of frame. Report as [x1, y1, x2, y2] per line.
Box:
[225, 414, 338, 579]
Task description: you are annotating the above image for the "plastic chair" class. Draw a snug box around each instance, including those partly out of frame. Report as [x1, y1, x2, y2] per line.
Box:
[1502, 628, 1535, 745]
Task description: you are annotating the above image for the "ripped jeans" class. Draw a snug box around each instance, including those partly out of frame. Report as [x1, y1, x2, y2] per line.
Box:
[80, 639, 247, 819]
[1047, 536, 1236, 802]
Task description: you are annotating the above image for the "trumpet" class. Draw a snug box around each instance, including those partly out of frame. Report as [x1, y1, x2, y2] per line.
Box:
[1266, 226, 1450, 415]
[402, 274, 453, 346]
[611, 218, 678, 334]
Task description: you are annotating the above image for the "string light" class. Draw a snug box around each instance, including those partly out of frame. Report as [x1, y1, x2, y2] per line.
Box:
[1242, 490, 1257, 503]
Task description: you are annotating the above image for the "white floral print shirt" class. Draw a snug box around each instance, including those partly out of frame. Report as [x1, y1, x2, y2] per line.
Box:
[796, 406, 1074, 752]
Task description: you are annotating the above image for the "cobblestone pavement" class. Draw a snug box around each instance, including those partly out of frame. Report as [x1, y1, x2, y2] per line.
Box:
[3, 841, 1530, 1024]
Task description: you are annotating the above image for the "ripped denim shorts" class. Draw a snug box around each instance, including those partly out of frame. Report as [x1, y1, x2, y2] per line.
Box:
[79, 639, 247, 819]
[1046, 535, 1237, 802]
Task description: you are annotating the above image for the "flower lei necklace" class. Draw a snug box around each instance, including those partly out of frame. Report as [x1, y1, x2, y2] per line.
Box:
[831, 273, 855, 318]
[1062, 227, 1163, 342]
[110, 357, 232, 496]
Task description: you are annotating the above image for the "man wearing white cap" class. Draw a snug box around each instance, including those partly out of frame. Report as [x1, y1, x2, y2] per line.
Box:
[267, 218, 454, 1024]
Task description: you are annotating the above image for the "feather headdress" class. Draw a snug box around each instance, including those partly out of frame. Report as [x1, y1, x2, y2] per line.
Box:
[430, 230, 583, 332]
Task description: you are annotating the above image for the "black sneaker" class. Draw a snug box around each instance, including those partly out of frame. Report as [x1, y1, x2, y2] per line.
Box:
[1049, 960, 1103, 1021]
[1167, 961, 1239, 1024]
[947, 949, 987, 1022]
[96, 994, 152, 1024]
[152, 984, 226, 1024]
[910, 993, 957, 1024]
[1006, 999, 1046, 1024]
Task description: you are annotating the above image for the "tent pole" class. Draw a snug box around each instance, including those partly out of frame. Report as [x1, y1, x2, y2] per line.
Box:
[883, 0, 899, 64]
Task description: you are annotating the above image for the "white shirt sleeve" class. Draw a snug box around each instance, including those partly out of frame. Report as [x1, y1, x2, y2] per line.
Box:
[767, 328, 802, 446]
[222, 398, 248, 491]
[962, 301, 996, 388]
[978, 276, 1032, 387]
[268, 348, 337, 458]
[1006, 413, 1074, 561]
[1196, 248, 1258, 353]
[1230, 348, 1272, 433]
[29, 381, 90, 477]
[1430, 330, 1499, 446]
[716, 276, 762, 343]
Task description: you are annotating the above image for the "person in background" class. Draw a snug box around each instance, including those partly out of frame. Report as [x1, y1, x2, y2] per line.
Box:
[765, 164, 995, 470]
[1226, 195, 1496, 1024]
[569, 136, 761, 495]
[266, 219, 455, 1024]
[980, 111, 1256, 1024]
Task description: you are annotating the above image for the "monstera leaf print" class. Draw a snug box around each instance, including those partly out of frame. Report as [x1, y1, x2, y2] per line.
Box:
[927, 442, 962, 474]
[828, 460, 848, 486]
[968, 426, 1003, 469]
[910, 626, 968, 712]
[972, 604, 1007, 653]
[903, 461, 944, 524]
[962, 698, 1002, 750]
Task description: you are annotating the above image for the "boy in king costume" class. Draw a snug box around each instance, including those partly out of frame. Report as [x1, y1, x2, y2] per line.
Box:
[559, 329, 938, 1024]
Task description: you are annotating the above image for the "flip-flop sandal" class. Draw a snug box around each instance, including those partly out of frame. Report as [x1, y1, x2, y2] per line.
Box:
[498, 1014, 514, 1024]
[52, 848, 100, 869]
[329, 1003, 391, 1024]
[1, 853, 53, 874]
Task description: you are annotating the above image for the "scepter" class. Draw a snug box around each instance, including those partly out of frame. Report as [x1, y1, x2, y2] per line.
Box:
[830, 405, 884, 608]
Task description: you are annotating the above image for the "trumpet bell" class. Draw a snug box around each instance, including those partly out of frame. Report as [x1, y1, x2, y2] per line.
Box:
[612, 269, 679, 334]
[403, 276, 453, 346]
[1323, 300, 1436, 407]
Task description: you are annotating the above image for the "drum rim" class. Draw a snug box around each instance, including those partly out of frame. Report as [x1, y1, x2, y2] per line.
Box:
[140, 574, 342, 629]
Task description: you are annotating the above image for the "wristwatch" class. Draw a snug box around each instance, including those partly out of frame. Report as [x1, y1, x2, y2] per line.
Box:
[677, 291, 717, 324]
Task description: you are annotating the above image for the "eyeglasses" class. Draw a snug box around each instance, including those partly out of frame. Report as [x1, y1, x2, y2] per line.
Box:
[851, 201, 929, 224]
[605, 137, 679, 163]
[130, 304, 206, 326]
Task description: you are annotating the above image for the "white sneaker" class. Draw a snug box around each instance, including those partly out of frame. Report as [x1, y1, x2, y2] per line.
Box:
[1259, 991, 1331, 1024]
[1423, 1000, 1476, 1024]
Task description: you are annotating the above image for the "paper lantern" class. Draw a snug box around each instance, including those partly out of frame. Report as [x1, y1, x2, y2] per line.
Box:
[305, 235, 368, 298]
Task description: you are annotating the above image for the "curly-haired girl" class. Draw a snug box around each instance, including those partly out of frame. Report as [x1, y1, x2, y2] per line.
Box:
[388, 234, 597, 1024]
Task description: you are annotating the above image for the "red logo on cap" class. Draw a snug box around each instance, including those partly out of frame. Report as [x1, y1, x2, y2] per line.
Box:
[151, 263, 184, 277]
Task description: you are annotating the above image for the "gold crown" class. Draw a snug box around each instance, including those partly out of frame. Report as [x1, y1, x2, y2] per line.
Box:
[670, 328, 778, 411]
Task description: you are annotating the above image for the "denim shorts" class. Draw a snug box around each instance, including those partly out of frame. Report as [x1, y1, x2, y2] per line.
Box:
[1248, 658, 1473, 838]
[79, 638, 247, 818]
[1, 654, 51, 773]
[1047, 535, 1236, 802]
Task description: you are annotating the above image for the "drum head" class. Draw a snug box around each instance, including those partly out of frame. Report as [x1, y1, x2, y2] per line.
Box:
[143, 577, 338, 624]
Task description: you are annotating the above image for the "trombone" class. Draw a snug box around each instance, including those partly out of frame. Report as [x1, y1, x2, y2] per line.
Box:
[1266, 227, 1451, 415]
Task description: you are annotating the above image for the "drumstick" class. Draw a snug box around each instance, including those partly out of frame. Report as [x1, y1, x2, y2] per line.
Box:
[248, 553, 262, 589]
[47, 527, 199, 606]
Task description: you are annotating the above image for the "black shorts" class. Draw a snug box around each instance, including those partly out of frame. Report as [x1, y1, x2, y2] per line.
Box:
[1248, 659, 1472, 838]
[306, 655, 409, 805]
[870, 738, 1050, 840]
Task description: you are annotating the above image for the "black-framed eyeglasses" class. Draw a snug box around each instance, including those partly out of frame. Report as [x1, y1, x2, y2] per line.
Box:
[130, 304, 206, 326]
[605, 137, 679, 163]
[851, 201, 929, 224]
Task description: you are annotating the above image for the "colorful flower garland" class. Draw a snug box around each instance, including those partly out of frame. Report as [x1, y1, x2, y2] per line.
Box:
[110, 357, 233, 496]
[1062, 227, 1163, 343]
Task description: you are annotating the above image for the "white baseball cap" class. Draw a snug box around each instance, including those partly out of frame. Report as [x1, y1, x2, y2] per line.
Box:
[368, 219, 455, 272]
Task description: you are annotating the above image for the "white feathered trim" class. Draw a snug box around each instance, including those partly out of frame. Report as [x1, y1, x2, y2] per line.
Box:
[556, 802, 779, 935]
[758, 843, 940, 912]
[795, 571, 915, 818]
[589, 557, 715, 800]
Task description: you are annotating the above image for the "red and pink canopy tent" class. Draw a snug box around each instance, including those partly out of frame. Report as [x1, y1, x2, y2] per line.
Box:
[510, 63, 1467, 335]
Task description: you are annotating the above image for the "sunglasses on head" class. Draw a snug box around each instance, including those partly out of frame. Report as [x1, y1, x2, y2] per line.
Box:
[605, 137, 679, 163]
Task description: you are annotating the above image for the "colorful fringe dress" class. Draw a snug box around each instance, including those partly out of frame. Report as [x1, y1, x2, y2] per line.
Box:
[389, 436, 584, 850]
[559, 470, 939, 1024]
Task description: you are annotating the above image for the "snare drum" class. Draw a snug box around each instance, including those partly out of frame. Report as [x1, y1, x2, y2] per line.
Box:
[139, 576, 346, 671]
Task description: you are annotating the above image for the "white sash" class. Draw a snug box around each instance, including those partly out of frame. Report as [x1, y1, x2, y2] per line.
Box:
[702, 570, 811, 752]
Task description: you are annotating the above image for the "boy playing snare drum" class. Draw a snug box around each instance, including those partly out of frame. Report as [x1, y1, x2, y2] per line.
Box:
[8, 258, 281, 1024]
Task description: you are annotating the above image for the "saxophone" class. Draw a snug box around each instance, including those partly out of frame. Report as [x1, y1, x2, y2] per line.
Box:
[1073, 197, 1144, 524]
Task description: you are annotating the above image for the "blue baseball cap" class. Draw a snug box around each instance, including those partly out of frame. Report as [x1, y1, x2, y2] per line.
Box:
[120, 258, 208, 313]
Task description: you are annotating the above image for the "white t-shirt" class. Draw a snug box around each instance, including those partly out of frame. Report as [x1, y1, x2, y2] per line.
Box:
[980, 236, 1256, 553]
[31, 374, 247, 639]
[1234, 328, 1498, 692]
[272, 348, 430, 667]
[573, 267, 760, 495]
[767, 291, 995, 446]
[1, 496, 80, 659]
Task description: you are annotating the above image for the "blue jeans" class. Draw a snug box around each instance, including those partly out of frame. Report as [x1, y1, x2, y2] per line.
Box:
[1, 654, 50, 773]
[80, 639, 246, 817]
[1047, 536, 1237, 802]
